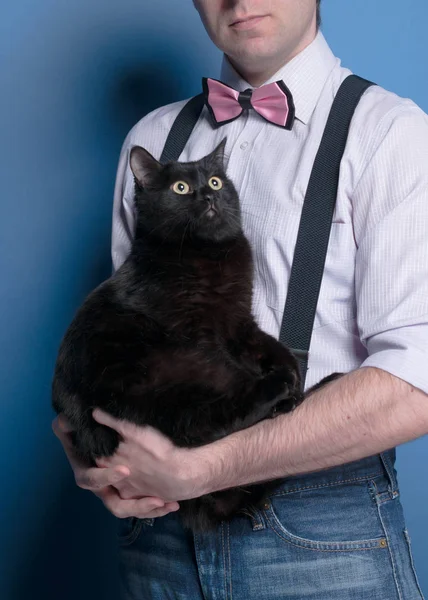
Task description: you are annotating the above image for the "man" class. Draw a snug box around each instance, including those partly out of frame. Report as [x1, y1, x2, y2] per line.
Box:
[53, 1, 428, 598]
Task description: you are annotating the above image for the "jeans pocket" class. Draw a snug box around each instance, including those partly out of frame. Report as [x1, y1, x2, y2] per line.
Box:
[264, 477, 389, 552]
[117, 516, 154, 546]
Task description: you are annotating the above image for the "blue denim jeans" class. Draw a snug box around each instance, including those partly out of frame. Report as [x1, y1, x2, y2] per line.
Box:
[117, 449, 424, 599]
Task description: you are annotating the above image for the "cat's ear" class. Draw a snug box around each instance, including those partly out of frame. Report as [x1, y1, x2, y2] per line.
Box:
[129, 146, 161, 188]
[205, 137, 227, 168]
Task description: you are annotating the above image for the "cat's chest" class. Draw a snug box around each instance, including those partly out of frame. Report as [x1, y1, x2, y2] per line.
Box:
[181, 259, 247, 303]
[165, 259, 251, 336]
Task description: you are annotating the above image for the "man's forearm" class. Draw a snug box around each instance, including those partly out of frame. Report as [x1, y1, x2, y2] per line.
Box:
[198, 367, 428, 495]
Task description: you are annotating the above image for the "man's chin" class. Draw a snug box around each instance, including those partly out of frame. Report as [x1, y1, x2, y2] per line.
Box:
[229, 34, 279, 56]
[227, 44, 279, 72]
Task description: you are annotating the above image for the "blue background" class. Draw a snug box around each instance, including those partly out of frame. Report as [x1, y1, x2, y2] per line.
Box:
[1, 1, 426, 598]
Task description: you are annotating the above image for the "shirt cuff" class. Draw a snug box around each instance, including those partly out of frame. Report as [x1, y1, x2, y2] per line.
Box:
[359, 326, 428, 394]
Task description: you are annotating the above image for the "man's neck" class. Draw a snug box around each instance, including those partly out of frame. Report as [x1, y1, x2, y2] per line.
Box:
[226, 30, 317, 87]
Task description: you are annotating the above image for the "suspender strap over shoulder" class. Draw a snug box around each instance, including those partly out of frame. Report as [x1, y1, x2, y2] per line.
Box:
[160, 93, 205, 164]
[279, 75, 374, 389]
[159, 74, 375, 391]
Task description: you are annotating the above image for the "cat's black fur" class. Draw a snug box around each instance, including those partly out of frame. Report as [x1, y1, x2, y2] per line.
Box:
[52, 139, 341, 532]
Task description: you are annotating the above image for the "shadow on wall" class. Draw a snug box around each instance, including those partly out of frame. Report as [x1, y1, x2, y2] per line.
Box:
[110, 61, 189, 138]
[7, 47, 189, 600]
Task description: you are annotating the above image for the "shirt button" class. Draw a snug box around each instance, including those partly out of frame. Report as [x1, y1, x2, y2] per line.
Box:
[240, 141, 249, 150]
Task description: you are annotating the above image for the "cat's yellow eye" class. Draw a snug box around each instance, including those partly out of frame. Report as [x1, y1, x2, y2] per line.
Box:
[171, 181, 191, 195]
[208, 176, 223, 191]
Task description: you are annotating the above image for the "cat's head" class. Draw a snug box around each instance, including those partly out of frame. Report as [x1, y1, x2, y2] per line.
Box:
[129, 139, 242, 245]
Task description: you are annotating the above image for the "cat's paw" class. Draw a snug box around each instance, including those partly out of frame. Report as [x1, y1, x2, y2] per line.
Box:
[261, 366, 303, 417]
[260, 366, 288, 397]
[269, 392, 303, 417]
[264, 365, 299, 396]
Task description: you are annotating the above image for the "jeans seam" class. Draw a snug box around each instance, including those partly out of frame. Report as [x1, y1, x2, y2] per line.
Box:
[404, 529, 425, 599]
[221, 523, 228, 600]
[270, 471, 384, 496]
[227, 522, 233, 600]
[375, 498, 403, 600]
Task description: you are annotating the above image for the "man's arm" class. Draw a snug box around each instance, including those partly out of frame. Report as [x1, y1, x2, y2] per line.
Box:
[196, 366, 428, 495]
[77, 364, 428, 520]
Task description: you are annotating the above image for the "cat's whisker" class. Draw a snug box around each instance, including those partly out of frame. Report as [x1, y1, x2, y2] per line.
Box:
[237, 209, 255, 217]
[179, 220, 191, 261]
[223, 208, 242, 227]
[225, 211, 241, 224]
[223, 205, 241, 216]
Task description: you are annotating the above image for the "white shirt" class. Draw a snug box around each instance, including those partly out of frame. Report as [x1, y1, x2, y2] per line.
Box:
[111, 32, 428, 394]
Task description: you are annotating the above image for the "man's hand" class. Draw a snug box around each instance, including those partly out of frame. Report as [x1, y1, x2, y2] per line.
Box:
[91, 409, 208, 502]
[52, 414, 181, 519]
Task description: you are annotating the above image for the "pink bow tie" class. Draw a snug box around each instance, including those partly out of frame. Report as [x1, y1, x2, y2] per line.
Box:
[202, 77, 295, 130]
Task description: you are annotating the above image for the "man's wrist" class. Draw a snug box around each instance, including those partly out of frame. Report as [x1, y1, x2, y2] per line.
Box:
[192, 435, 238, 497]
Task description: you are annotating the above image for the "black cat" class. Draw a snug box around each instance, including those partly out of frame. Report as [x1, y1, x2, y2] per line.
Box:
[52, 138, 338, 531]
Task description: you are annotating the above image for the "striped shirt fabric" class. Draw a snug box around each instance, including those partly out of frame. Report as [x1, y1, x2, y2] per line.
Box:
[111, 32, 428, 394]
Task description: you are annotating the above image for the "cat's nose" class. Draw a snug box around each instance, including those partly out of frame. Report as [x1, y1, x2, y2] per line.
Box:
[204, 196, 217, 209]
[203, 196, 219, 218]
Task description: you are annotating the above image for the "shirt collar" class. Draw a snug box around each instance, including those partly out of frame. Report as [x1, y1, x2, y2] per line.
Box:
[219, 31, 339, 125]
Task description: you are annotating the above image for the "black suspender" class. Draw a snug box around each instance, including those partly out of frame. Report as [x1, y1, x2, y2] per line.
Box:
[159, 75, 375, 390]
[279, 75, 374, 389]
[160, 94, 205, 164]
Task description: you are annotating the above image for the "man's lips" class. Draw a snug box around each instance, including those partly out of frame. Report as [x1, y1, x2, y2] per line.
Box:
[230, 15, 267, 30]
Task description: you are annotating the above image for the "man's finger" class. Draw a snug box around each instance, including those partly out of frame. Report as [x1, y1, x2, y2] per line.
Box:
[75, 465, 130, 491]
[92, 409, 130, 438]
[97, 487, 176, 519]
[52, 416, 130, 488]
[144, 504, 180, 519]
[163, 502, 180, 513]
